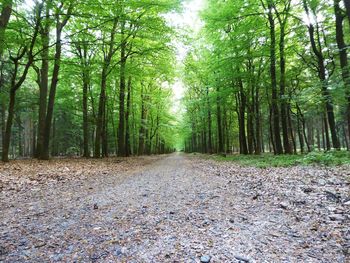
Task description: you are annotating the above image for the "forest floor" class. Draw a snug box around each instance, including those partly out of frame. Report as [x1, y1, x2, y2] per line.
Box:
[0, 153, 349, 262]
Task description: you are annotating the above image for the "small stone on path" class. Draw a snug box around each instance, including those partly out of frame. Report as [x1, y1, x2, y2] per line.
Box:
[234, 255, 250, 262]
[200, 255, 211, 263]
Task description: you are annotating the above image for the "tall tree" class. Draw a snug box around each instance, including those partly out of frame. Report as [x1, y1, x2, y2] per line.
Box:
[265, 0, 283, 154]
[302, 0, 340, 150]
[334, 0, 350, 142]
[2, 3, 42, 162]
[40, 1, 74, 159]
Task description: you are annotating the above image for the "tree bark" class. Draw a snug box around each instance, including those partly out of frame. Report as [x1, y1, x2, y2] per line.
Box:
[95, 67, 107, 158]
[118, 20, 127, 157]
[138, 83, 146, 155]
[125, 76, 132, 156]
[216, 86, 224, 153]
[2, 90, 15, 162]
[82, 58, 89, 157]
[343, 0, 350, 26]
[276, 2, 292, 154]
[36, 2, 50, 158]
[238, 79, 248, 154]
[206, 86, 213, 154]
[0, 0, 12, 57]
[267, 2, 283, 154]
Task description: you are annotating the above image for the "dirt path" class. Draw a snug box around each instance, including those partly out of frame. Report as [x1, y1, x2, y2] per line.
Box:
[0, 154, 349, 262]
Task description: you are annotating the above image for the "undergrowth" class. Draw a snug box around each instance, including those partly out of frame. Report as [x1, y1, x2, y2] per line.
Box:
[196, 151, 350, 168]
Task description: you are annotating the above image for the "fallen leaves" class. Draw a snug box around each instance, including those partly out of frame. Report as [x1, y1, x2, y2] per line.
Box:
[0, 154, 349, 262]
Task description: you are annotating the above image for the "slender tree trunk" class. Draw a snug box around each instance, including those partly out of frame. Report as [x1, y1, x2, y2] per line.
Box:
[297, 113, 304, 153]
[316, 126, 321, 151]
[288, 109, 296, 154]
[102, 97, 108, 157]
[216, 86, 224, 153]
[16, 115, 23, 157]
[343, 124, 349, 150]
[255, 85, 261, 154]
[268, 3, 283, 154]
[279, 22, 292, 154]
[82, 70, 89, 157]
[2, 89, 15, 162]
[118, 21, 127, 157]
[138, 84, 146, 155]
[269, 106, 276, 153]
[323, 112, 331, 151]
[321, 118, 325, 150]
[247, 105, 254, 154]
[125, 76, 131, 156]
[238, 80, 248, 154]
[206, 86, 212, 154]
[1, 97, 5, 149]
[302, 119, 311, 153]
[95, 67, 107, 158]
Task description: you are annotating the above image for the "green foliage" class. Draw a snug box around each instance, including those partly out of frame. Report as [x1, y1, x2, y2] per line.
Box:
[211, 151, 350, 168]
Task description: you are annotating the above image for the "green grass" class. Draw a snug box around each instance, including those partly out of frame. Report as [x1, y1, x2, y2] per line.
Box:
[208, 151, 350, 168]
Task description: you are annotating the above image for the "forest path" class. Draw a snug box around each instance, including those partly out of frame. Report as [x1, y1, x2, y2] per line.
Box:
[1, 153, 349, 262]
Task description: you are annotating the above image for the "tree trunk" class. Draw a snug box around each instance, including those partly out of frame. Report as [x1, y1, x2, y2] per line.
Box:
[118, 21, 127, 157]
[297, 113, 304, 153]
[323, 112, 331, 151]
[41, 2, 73, 159]
[216, 86, 224, 153]
[41, 25, 63, 160]
[343, 124, 349, 150]
[138, 84, 146, 155]
[36, 2, 50, 158]
[255, 85, 261, 154]
[95, 67, 107, 158]
[16, 115, 23, 157]
[238, 80, 248, 154]
[288, 108, 296, 154]
[0, 0, 12, 57]
[82, 69, 89, 157]
[247, 105, 254, 154]
[279, 21, 292, 154]
[2, 89, 15, 162]
[206, 86, 213, 154]
[343, 0, 350, 26]
[125, 76, 132, 156]
[268, 3, 283, 154]
[102, 97, 108, 157]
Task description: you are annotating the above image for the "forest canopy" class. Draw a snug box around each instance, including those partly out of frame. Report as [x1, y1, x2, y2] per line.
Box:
[0, 0, 350, 162]
[0, 0, 181, 161]
[181, 0, 350, 155]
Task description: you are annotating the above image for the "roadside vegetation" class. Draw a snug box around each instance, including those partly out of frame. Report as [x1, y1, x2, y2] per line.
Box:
[197, 151, 350, 168]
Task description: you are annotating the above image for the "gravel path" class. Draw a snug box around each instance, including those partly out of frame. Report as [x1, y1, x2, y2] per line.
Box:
[1, 153, 349, 262]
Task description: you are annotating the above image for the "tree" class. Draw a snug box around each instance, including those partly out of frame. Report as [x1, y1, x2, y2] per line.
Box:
[2, 2, 43, 162]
